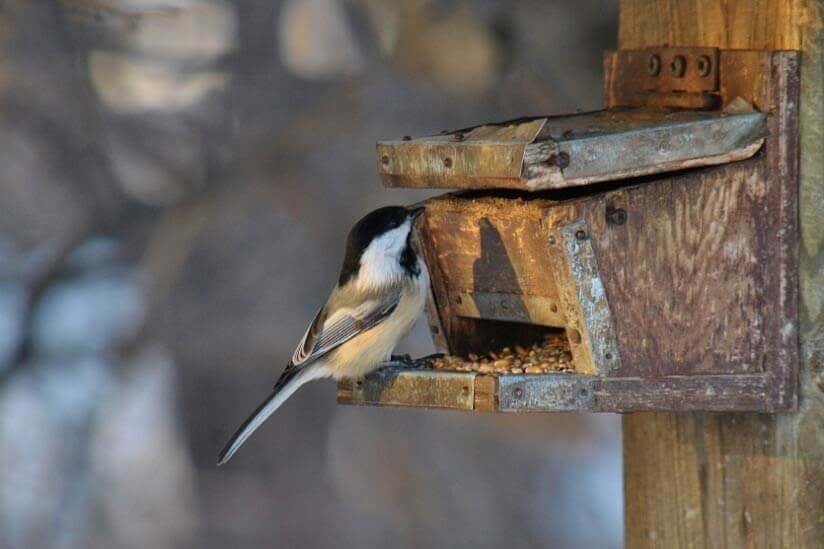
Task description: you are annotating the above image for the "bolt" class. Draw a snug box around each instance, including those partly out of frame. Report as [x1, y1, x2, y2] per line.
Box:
[696, 55, 712, 77]
[454, 132, 466, 142]
[575, 229, 588, 240]
[443, 157, 453, 168]
[513, 387, 524, 399]
[605, 352, 613, 360]
[548, 151, 570, 169]
[579, 388, 588, 397]
[607, 207, 627, 225]
[548, 235, 557, 245]
[670, 55, 687, 77]
[461, 386, 470, 397]
[647, 54, 661, 76]
[380, 154, 390, 165]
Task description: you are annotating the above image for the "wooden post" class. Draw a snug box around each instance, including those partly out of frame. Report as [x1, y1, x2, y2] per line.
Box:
[620, 1, 824, 548]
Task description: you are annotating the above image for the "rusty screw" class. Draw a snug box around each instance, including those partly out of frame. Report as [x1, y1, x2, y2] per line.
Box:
[607, 207, 627, 226]
[513, 387, 524, 399]
[443, 157, 453, 168]
[575, 229, 588, 240]
[647, 54, 661, 76]
[696, 55, 712, 77]
[454, 295, 462, 305]
[670, 55, 687, 77]
[548, 235, 557, 245]
[380, 154, 390, 165]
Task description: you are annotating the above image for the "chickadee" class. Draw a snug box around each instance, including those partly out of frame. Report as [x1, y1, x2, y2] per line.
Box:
[218, 205, 429, 465]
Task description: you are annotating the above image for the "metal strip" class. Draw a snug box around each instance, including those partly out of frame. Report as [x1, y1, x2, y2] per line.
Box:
[554, 220, 622, 374]
[351, 367, 476, 410]
[498, 373, 597, 411]
[447, 292, 566, 328]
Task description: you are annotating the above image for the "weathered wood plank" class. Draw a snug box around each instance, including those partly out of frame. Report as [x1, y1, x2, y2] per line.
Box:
[588, 159, 771, 378]
[620, 1, 823, 547]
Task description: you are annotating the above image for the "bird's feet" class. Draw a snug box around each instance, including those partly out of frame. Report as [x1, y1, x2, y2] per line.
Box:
[390, 353, 416, 368]
[388, 353, 445, 369]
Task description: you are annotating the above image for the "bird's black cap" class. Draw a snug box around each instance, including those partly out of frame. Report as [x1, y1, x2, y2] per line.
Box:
[338, 205, 424, 286]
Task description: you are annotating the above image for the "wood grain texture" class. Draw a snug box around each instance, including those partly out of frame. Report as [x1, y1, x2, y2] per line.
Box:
[620, 1, 824, 547]
[588, 160, 771, 378]
[618, 0, 810, 51]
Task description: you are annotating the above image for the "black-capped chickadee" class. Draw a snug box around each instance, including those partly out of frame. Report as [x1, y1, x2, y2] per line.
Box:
[218, 205, 428, 465]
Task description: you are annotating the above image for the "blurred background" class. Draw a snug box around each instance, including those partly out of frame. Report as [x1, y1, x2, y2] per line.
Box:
[0, 1, 621, 547]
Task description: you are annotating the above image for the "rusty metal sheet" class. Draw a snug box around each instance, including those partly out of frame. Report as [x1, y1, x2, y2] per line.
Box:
[348, 367, 476, 410]
[377, 118, 547, 181]
[377, 109, 765, 191]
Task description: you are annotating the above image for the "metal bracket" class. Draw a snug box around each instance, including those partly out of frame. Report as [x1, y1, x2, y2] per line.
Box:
[605, 47, 721, 109]
[548, 220, 622, 375]
[498, 374, 596, 411]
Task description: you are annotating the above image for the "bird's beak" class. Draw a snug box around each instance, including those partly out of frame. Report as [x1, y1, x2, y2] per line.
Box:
[407, 205, 426, 221]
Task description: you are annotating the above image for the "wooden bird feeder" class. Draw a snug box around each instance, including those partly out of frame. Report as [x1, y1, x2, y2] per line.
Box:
[338, 47, 799, 414]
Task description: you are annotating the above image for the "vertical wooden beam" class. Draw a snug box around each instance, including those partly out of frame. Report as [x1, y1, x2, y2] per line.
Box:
[619, 1, 824, 548]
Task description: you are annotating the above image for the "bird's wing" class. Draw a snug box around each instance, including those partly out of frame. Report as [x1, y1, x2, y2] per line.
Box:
[290, 285, 402, 369]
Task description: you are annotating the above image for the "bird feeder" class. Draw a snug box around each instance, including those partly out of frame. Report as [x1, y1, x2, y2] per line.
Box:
[338, 48, 799, 413]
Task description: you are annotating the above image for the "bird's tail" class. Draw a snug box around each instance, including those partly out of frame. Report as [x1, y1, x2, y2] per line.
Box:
[217, 368, 318, 466]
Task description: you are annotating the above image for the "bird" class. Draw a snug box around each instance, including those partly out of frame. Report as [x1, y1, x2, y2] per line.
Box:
[217, 205, 429, 465]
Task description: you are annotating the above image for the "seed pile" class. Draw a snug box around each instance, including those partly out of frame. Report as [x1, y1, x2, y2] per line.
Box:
[430, 334, 574, 376]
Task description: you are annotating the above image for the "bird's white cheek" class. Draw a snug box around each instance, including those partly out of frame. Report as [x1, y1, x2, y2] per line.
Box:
[357, 251, 404, 289]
